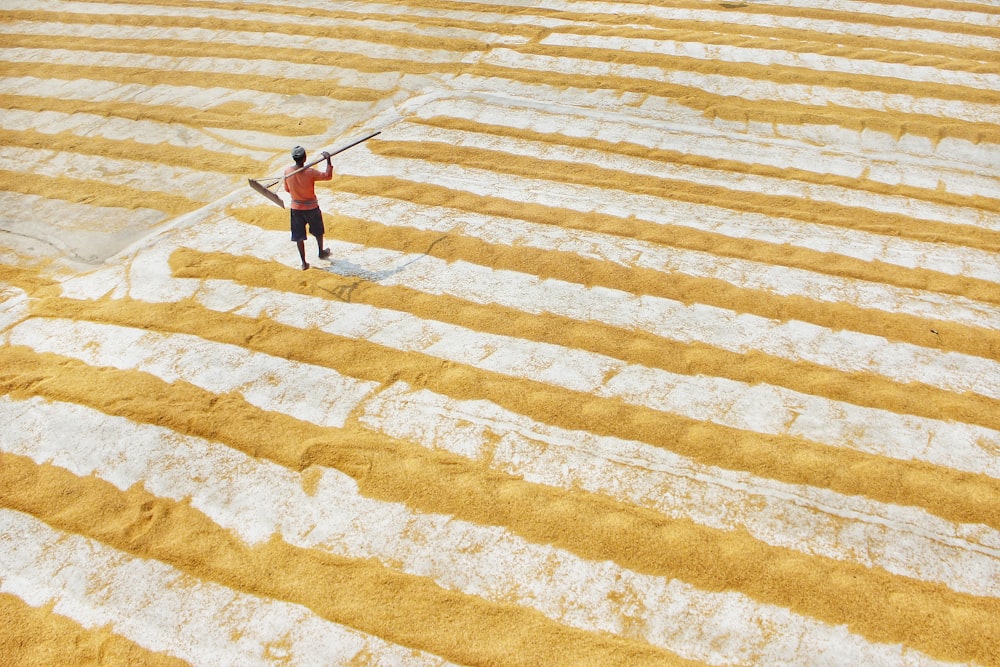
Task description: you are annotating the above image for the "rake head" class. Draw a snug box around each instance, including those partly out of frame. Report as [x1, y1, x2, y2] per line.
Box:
[248, 177, 285, 208]
[246, 130, 381, 209]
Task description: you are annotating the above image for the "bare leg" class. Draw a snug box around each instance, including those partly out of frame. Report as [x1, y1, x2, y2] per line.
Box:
[297, 240, 309, 270]
[317, 235, 330, 259]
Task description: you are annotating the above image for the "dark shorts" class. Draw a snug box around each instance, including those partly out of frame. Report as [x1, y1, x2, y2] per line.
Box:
[290, 207, 324, 241]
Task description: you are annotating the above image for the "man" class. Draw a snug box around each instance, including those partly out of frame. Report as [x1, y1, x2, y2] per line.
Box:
[284, 145, 333, 270]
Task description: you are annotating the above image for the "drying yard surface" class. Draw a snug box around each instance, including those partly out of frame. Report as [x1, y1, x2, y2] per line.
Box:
[1, 0, 999, 665]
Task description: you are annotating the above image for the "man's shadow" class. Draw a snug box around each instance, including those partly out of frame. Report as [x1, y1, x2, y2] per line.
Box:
[317, 234, 447, 302]
[324, 258, 404, 283]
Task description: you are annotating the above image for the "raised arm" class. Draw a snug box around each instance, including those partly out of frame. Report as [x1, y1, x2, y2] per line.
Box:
[318, 151, 334, 181]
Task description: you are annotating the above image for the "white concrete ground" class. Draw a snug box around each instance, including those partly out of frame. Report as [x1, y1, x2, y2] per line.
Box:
[1, 1, 998, 665]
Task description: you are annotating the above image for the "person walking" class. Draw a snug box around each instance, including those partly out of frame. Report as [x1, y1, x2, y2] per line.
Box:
[284, 145, 333, 270]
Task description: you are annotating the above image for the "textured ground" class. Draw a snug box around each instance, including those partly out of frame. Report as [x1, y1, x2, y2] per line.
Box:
[1, 0, 999, 665]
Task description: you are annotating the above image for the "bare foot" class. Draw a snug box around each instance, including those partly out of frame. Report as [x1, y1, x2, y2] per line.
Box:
[301, 262, 310, 270]
[319, 248, 331, 259]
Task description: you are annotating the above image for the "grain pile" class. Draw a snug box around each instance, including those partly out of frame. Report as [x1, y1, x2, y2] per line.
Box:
[1, 0, 999, 665]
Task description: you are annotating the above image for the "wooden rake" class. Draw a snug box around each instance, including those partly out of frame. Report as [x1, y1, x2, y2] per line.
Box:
[248, 131, 381, 208]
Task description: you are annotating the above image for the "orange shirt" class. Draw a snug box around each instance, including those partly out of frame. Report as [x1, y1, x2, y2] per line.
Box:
[284, 161, 333, 210]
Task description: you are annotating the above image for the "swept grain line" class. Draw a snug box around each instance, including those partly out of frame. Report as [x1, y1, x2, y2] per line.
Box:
[21, 297, 1000, 535]
[24, 310, 998, 484]
[0, 92, 328, 137]
[0, 592, 188, 667]
[538, 33, 1000, 93]
[184, 216, 1000, 405]
[324, 182, 1000, 362]
[367, 135, 1000, 250]
[0, 169, 200, 217]
[0, 128, 263, 176]
[182, 228, 1000, 435]
[411, 112, 1000, 214]
[331, 176, 1000, 306]
[3, 0, 997, 661]
[0, 509, 461, 666]
[2, 9, 490, 53]
[0, 57, 387, 102]
[0, 23, 472, 72]
[12, 395, 979, 661]
[545, 22, 1000, 68]
[465, 55, 1000, 145]
[488, 44, 1000, 122]
[1, 347, 998, 664]
[509, 0, 1000, 34]
[105, 0, 547, 41]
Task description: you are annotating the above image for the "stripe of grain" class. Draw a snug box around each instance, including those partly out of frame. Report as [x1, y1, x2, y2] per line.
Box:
[0, 170, 198, 218]
[1, 348, 997, 663]
[365, 128, 1000, 248]
[21, 311, 995, 481]
[491, 45, 1000, 121]
[375, 121, 1000, 240]
[337, 149, 1000, 333]
[97, 0, 578, 32]
[541, 33, 1000, 91]
[0, 146, 230, 205]
[379, 0, 1000, 50]
[0, 509, 459, 667]
[410, 95, 1000, 200]
[0, 106, 271, 164]
[0, 20, 476, 66]
[0, 126, 271, 174]
[464, 50, 1000, 145]
[0, 264, 58, 296]
[452, 65, 1000, 165]
[0, 592, 187, 667]
[1, 393, 984, 664]
[27, 291, 1000, 537]
[1, 191, 166, 239]
[526, 0, 1000, 31]
[0, 76, 342, 126]
[4, 0, 531, 46]
[547, 23, 1000, 70]
[6, 318, 378, 428]
[358, 384, 1000, 595]
[117, 267, 1000, 482]
[0, 460, 697, 666]
[176, 217, 1000, 402]
[0, 49, 394, 101]
[759, 0, 1000, 24]
[165, 232, 1000, 436]
[328, 178, 1000, 308]
[0, 90, 329, 138]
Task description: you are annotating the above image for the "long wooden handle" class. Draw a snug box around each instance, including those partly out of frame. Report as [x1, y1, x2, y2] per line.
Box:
[248, 131, 382, 208]
[284, 130, 381, 179]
